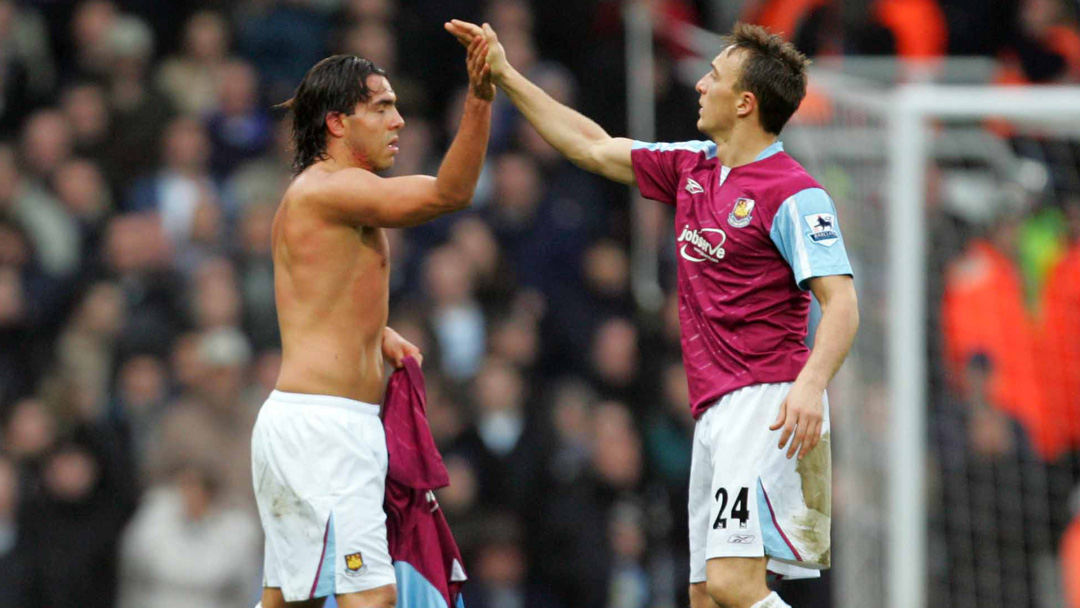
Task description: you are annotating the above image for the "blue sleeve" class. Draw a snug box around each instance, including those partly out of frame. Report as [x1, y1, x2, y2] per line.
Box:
[769, 188, 854, 290]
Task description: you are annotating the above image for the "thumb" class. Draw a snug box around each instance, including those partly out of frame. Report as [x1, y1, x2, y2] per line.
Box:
[769, 400, 787, 431]
[482, 22, 497, 43]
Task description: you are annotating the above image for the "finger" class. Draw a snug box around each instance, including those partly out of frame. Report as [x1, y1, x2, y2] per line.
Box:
[787, 416, 806, 459]
[474, 42, 489, 71]
[807, 420, 824, 455]
[468, 41, 484, 69]
[778, 416, 795, 451]
[444, 23, 474, 47]
[769, 400, 787, 431]
[414, 353, 423, 368]
[798, 420, 819, 460]
[451, 19, 484, 36]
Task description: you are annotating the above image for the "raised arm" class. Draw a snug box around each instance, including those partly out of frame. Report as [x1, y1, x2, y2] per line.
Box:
[446, 20, 635, 185]
[317, 36, 494, 228]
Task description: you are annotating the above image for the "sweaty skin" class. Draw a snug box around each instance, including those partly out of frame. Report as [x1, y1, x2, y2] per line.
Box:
[272, 188, 391, 405]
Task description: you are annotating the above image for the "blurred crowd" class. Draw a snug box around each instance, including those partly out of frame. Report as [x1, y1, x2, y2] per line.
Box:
[0, 1, 1078, 608]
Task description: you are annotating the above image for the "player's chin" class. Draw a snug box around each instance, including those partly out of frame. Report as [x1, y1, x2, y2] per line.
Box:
[376, 156, 396, 171]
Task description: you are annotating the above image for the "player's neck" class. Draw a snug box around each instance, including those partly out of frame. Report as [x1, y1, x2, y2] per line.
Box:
[324, 139, 374, 172]
[711, 124, 777, 169]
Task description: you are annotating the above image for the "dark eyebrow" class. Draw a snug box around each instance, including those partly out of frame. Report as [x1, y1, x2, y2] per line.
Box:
[372, 97, 396, 108]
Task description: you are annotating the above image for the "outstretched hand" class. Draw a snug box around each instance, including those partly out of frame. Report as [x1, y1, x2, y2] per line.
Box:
[444, 20, 510, 83]
[446, 20, 495, 101]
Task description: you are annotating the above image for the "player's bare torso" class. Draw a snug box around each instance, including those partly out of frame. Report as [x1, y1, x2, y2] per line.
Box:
[272, 163, 390, 405]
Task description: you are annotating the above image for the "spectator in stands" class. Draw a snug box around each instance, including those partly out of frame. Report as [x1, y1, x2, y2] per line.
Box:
[51, 158, 111, 267]
[101, 213, 185, 354]
[59, 83, 110, 168]
[146, 327, 257, 509]
[127, 116, 220, 258]
[101, 14, 174, 185]
[424, 245, 486, 381]
[942, 213, 1053, 458]
[205, 60, 273, 179]
[118, 463, 260, 608]
[451, 357, 544, 512]
[236, 202, 279, 350]
[156, 11, 232, 117]
[65, 0, 117, 82]
[55, 281, 126, 413]
[20, 437, 137, 608]
[110, 352, 169, 465]
[462, 512, 563, 608]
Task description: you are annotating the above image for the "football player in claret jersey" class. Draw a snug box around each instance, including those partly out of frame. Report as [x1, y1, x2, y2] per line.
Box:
[446, 19, 859, 608]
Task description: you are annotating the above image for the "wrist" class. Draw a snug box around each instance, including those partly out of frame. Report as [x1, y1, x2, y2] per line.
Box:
[797, 370, 829, 393]
[491, 64, 516, 87]
[464, 91, 493, 106]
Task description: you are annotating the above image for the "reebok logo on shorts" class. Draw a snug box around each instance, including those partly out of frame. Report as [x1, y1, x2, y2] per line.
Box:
[344, 552, 365, 576]
[727, 534, 756, 544]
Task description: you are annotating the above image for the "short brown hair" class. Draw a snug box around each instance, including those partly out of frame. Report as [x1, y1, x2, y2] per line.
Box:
[724, 23, 810, 135]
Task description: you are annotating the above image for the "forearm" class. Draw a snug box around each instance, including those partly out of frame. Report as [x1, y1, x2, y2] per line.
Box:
[497, 65, 611, 170]
[436, 94, 491, 206]
[797, 292, 859, 390]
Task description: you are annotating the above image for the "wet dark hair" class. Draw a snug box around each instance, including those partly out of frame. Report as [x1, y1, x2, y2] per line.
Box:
[724, 23, 810, 135]
[276, 55, 387, 174]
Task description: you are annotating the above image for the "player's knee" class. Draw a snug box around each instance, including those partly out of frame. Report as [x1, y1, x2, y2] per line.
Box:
[689, 582, 715, 608]
[705, 564, 763, 608]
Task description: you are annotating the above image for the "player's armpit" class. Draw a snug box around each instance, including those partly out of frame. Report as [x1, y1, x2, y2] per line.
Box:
[313, 169, 470, 228]
[585, 137, 636, 185]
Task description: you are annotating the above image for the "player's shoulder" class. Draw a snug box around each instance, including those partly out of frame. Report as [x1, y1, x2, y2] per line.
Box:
[633, 140, 717, 164]
[285, 164, 380, 212]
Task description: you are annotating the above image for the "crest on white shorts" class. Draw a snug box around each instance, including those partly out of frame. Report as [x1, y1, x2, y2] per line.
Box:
[344, 552, 365, 575]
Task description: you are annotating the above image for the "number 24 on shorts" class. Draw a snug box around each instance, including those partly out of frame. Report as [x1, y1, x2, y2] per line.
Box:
[713, 486, 751, 530]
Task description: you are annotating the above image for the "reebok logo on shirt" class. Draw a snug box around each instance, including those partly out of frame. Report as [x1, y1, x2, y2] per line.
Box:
[685, 178, 705, 194]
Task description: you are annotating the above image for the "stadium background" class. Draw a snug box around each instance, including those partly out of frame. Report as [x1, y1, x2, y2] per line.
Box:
[1, 1, 1079, 607]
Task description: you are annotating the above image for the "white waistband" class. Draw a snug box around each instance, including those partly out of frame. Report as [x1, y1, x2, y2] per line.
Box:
[268, 390, 381, 415]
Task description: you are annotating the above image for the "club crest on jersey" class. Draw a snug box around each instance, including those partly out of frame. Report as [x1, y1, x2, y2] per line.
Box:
[685, 178, 704, 195]
[344, 552, 365, 576]
[804, 213, 839, 246]
[677, 225, 726, 263]
[727, 198, 755, 228]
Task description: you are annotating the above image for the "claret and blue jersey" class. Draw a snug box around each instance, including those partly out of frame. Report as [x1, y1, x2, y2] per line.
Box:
[630, 140, 854, 417]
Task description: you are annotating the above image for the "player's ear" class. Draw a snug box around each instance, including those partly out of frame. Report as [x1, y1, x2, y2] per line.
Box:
[737, 91, 756, 119]
[325, 111, 346, 138]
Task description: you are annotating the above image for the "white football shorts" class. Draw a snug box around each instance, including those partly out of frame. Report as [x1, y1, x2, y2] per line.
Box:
[688, 382, 831, 582]
[251, 390, 396, 601]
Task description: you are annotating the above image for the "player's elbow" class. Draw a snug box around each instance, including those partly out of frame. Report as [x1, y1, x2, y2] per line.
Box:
[434, 189, 474, 213]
